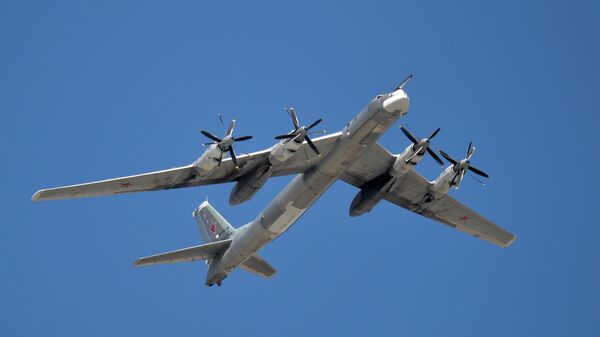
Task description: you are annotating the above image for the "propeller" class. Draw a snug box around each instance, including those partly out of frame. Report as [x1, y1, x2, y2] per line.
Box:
[438, 142, 489, 186]
[399, 125, 444, 166]
[275, 107, 324, 156]
[199, 115, 253, 169]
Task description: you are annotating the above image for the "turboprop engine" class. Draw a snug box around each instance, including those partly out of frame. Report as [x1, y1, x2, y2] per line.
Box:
[269, 107, 325, 164]
[229, 107, 325, 205]
[193, 117, 253, 176]
[389, 126, 444, 176]
[426, 142, 489, 202]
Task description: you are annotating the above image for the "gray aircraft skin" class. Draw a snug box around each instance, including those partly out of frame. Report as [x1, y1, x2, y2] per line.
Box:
[195, 88, 409, 285]
[33, 76, 516, 287]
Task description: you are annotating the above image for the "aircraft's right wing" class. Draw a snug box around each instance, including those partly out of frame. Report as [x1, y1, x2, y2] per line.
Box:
[383, 169, 516, 247]
[341, 142, 516, 247]
[32, 165, 200, 201]
[32, 133, 342, 201]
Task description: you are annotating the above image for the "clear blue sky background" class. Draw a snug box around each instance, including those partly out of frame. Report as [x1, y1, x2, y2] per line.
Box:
[2, 1, 599, 336]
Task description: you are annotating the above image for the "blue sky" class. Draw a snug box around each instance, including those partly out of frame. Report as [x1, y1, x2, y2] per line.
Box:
[2, 1, 599, 336]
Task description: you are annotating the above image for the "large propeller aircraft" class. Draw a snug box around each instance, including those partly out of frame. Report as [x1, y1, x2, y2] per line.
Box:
[32, 75, 516, 287]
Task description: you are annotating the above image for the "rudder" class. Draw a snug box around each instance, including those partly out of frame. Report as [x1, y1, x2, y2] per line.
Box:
[193, 201, 235, 243]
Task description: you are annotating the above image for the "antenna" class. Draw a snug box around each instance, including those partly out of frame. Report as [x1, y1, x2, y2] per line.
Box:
[396, 73, 414, 90]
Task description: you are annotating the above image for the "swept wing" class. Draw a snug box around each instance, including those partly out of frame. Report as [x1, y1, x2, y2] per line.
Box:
[341, 143, 516, 247]
[32, 133, 342, 201]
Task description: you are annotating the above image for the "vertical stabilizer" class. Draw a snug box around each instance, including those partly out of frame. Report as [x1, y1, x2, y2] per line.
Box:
[193, 201, 236, 243]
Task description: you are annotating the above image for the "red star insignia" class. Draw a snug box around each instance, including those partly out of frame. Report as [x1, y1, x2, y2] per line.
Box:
[210, 224, 216, 233]
[459, 215, 470, 222]
[120, 182, 131, 188]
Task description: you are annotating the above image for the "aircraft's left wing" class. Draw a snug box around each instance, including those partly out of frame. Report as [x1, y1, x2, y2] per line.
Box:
[32, 133, 342, 201]
[341, 143, 516, 247]
[32, 165, 198, 201]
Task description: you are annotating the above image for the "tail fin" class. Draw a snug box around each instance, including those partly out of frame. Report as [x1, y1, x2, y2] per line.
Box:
[193, 201, 236, 243]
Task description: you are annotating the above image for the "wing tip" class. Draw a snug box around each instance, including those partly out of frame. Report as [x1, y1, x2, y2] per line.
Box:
[31, 190, 44, 201]
[266, 269, 277, 279]
[502, 234, 517, 248]
[133, 259, 147, 267]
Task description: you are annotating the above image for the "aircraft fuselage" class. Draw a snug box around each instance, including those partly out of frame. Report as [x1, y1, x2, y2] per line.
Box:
[205, 89, 410, 286]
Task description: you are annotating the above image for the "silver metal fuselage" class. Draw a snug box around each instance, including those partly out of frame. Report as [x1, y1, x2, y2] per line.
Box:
[206, 90, 410, 285]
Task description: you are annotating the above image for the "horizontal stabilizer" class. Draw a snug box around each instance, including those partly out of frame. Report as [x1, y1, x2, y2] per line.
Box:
[239, 254, 277, 278]
[134, 239, 232, 267]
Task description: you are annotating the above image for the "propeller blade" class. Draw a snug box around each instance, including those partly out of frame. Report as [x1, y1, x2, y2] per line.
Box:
[438, 149, 458, 165]
[450, 171, 460, 186]
[226, 119, 236, 136]
[305, 136, 320, 156]
[309, 130, 326, 135]
[202, 142, 217, 146]
[200, 130, 222, 143]
[459, 169, 466, 184]
[229, 148, 238, 169]
[289, 107, 300, 130]
[468, 171, 487, 186]
[395, 73, 414, 91]
[405, 147, 423, 163]
[306, 118, 322, 130]
[426, 147, 445, 166]
[428, 128, 441, 140]
[467, 165, 489, 178]
[466, 141, 474, 159]
[217, 152, 224, 167]
[400, 125, 419, 145]
[234, 135, 253, 142]
[217, 113, 225, 130]
[467, 146, 476, 160]
[275, 134, 297, 140]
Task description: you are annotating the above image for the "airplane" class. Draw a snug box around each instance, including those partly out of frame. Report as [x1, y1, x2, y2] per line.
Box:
[32, 75, 516, 286]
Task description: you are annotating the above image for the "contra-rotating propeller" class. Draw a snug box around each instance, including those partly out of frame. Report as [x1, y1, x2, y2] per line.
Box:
[399, 125, 444, 166]
[438, 142, 489, 186]
[274, 107, 325, 156]
[200, 114, 253, 169]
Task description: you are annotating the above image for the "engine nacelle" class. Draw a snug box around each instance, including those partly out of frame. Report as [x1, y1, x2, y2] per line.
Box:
[192, 144, 222, 177]
[268, 139, 303, 164]
[428, 165, 461, 201]
[349, 174, 394, 217]
[229, 162, 274, 205]
[389, 144, 427, 177]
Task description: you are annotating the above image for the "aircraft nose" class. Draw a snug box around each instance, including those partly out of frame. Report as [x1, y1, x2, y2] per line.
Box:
[383, 89, 410, 114]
